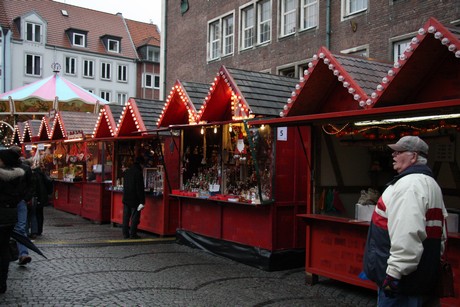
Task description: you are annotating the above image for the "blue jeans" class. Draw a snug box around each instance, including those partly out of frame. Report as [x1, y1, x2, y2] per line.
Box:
[377, 288, 440, 307]
[14, 200, 29, 257]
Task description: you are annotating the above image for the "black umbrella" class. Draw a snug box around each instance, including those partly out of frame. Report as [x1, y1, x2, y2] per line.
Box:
[11, 230, 47, 259]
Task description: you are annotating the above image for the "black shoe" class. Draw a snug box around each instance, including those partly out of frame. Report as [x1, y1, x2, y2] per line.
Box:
[130, 234, 141, 239]
[18, 256, 32, 265]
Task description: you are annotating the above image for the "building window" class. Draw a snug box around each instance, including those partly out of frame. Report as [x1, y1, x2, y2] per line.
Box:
[25, 22, 42, 43]
[25, 54, 41, 76]
[143, 73, 160, 89]
[146, 46, 160, 62]
[300, 0, 318, 30]
[107, 39, 120, 53]
[73, 33, 85, 47]
[208, 12, 234, 60]
[258, 0, 271, 44]
[278, 66, 295, 77]
[117, 93, 128, 105]
[393, 39, 411, 62]
[281, 0, 296, 36]
[241, 5, 255, 50]
[117, 64, 128, 82]
[85, 88, 94, 93]
[101, 62, 111, 80]
[83, 59, 94, 78]
[222, 15, 234, 56]
[342, 0, 367, 17]
[341, 45, 369, 58]
[100, 91, 111, 102]
[65, 56, 77, 75]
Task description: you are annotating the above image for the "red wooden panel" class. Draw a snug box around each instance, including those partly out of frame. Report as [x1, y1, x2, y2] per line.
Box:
[180, 198, 222, 238]
[53, 182, 68, 210]
[67, 183, 82, 215]
[111, 191, 123, 225]
[221, 204, 272, 249]
[81, 183, 111, 223]
[441, 235, 460, 306]
[305, 217, 375, 290]
[139, 196, 165, 234]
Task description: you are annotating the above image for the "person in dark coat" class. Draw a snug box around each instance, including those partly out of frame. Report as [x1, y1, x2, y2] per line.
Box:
[29, 162, 52, 238]
[0, 149, 25, 294]
[122, 156, 146, 239]
[10, 146, 34, 265]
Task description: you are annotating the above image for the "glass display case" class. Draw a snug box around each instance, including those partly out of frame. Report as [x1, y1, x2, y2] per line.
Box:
[113, 139, 164, 195]
[180, 123, 274, 204]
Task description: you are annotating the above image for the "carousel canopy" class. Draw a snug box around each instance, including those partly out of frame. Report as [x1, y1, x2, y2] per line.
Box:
[0, 73, 110, 115]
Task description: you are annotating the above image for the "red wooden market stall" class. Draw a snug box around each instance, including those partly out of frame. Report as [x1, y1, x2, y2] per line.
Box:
[252, 17, 460, 305]
[48, 110, 114, 223]
[161, 67, 309, 271]
[109, 97, 182, 236]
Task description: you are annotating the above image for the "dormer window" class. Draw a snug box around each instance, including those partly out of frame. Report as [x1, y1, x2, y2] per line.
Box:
[139, 45, 160, 62]
[107, 39, 119, 53]
[66, 28, 88, 48]
[25, 22, 42, 43]
[101, 35, 122, 53]
[73, 33, 85, 47]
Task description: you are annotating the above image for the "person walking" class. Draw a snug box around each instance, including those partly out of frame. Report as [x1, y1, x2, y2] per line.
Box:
[0, 149, 25, 294]
[122, 156, 146, 239]
[10, 146, 34, 265]
[363, 136, 448, 306]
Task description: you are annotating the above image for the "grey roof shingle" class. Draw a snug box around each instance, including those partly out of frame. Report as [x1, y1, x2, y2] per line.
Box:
[134, 99, 164, 131]
[226, 67, 299, 117]
[181, 81, 208, 111]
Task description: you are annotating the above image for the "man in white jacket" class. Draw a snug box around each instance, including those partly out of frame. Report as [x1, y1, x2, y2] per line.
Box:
[363, 136, 447, 306]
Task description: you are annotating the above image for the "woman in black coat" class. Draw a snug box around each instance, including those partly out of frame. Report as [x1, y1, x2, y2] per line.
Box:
[29, 164, 52, 237]
[0, 149, 25, 294]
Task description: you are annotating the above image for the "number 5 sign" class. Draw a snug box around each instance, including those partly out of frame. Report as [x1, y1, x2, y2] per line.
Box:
[277, 127, 287, 141]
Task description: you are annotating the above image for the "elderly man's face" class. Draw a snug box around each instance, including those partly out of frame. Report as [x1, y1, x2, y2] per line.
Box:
[392, 151, 417, 173]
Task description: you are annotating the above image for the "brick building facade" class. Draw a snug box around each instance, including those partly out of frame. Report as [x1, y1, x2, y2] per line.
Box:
[163, 0, 460, 97]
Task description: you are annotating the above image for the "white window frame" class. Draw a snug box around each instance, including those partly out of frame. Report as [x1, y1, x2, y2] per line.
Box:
[143, 73, 154, 88]
[107, 39, 120, 53]
[117, 64, 128, 82]
[83, 59, 95, 78]
[222, 15, 234, 56]
[207, 12, 234, 61]
[146, 47, 160, 62]
[100, 62, 112, 80]
[73, 33, 85, 47]
[25, 53, 42, 76]
[64, 56, 77, 75]
[280, 0, 296, 37]
[342, 0, 367, 18]
[258, 0, 272, 44]
[25, 22, 42, 43]
[117, 92, 128, 105]
[341, 44, 369, 58]
[240, 4, 255, 50]
[300, 0, 318, 31]
[393, 39, 411, 62]
[100, 90, 111, 102]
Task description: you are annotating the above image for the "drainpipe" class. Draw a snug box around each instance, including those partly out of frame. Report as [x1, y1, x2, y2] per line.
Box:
[326, 0, 331, 49]
[160, 0, 167, 100]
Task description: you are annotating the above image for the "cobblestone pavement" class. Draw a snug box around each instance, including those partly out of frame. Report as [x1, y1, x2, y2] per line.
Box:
[1, 206, 377, 306]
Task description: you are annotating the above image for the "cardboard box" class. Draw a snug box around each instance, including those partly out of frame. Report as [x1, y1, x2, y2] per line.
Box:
[355, 203, 375, 222]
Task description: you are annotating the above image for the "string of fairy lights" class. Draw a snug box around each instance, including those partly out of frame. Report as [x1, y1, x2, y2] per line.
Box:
[322, 120, 459, 140]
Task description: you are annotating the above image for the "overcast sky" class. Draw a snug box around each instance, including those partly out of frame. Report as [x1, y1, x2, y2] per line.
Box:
[53, 0, 162, 29]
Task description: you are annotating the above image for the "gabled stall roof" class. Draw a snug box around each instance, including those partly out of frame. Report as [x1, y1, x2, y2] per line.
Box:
[37, 116, 53, 141]
[12, 122, 25, 145]
[116, 98, 163, 137]
[157, 80, 206, 127]
[22, 120, 42, 143]
[281, 46, 392, 117]
[92, 104, 124, 139]
[198, 66, 298, 122]
[50, 111, 98, 140]
[370, 17, 460, 108]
